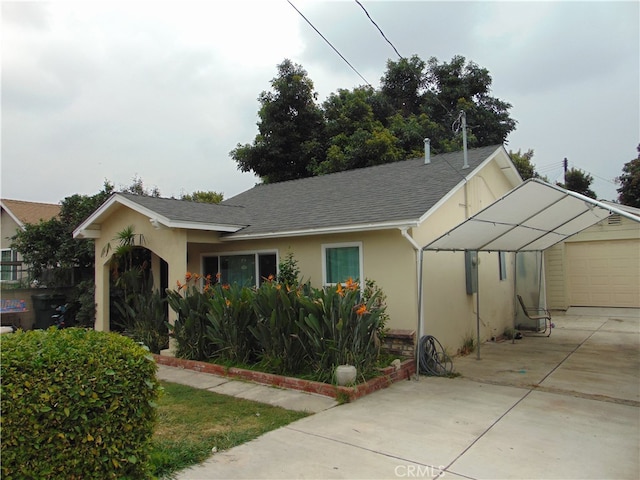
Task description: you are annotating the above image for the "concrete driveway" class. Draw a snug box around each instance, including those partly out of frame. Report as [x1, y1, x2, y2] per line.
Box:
[176, 307, 639, 480]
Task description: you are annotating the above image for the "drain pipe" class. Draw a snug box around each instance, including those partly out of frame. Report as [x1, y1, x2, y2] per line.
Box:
[400, 227, 424, 380]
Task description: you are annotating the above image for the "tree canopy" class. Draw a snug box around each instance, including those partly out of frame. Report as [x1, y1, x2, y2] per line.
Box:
[558, 168, 597, 199]
[232, 55, 517, 183]
[616, 145, 640, 207]
[181, 190, 224, 204]
[509, 149, 538, 181]
[11, 181, 114, 286]
[231, 59, 326, 183]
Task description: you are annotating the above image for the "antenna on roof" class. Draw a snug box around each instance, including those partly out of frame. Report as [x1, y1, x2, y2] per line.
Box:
[461, 111, 469, 169]
[424, 138, 430, 164]
[453, 111, 469, 169]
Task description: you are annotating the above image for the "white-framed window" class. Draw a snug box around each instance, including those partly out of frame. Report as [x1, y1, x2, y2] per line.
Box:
[1, 249, 18, 282]
[322, 242, 363, 286]
[499, 251, 507, 281]
[202, 251, 278, 287]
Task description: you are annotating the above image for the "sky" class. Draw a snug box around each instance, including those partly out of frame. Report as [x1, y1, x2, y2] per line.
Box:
[2, 0, 638, 205]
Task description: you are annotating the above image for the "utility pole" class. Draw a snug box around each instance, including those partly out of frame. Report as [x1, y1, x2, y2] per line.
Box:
[563, 157, 568, 183]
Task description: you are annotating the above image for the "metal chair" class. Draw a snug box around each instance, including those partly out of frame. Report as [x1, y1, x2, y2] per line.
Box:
[516, 295, 552, 337]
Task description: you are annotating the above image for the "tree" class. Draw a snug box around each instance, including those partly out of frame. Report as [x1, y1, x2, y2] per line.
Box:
[120, 175, 160, 197]
[507, 148, 551, 182]
[310, 87, 403, 174]
[424, 55, 517, 151]
[558, 168, 597, 199]
[11, 180, 114, 287]
[181, 190, 224, 204]
[233, 55, 517, 182]
[380, 55, 427, 117]
[616, 145, 640, 207]
[230, 59, 326, 183]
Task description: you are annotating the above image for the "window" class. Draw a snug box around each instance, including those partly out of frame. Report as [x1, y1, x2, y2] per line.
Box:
[202, 252, 277, 287]
[323, 243, 362, 285]
[499, 251, 507, 281]
[1, 249, 18, 282]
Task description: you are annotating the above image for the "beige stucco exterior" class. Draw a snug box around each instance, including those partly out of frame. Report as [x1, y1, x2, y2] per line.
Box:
[93, 206, 190, 330]
[85, 149, 522, 355]
[1, 209, 20, 251]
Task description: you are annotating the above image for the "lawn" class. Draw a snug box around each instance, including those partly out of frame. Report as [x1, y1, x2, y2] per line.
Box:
[151, 381, 310, 479]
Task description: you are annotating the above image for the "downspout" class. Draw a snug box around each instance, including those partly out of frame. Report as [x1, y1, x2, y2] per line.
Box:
[400, 227, 423, 380]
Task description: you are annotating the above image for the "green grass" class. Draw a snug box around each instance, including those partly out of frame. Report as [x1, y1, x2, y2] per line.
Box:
[151, 381, 310, 479]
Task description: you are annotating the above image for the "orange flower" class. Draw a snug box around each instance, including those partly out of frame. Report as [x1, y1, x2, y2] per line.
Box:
[176, 280, 183, 290]
[268, 274, 275, 281]
[355, 304, 368, 316]
[203, 284, 211, 293]
[336, 283, 344, 296]
[225, 299, 231, 307]
[345, 277, 359, 291]
[194, 273, 201, 281]
[185, 272, 192, 282]
[222, 284, 230, 290]
[216, 272, 222, 280]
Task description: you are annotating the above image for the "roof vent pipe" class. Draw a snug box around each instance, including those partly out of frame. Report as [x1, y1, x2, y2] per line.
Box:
[461, 111, 469, 169]
[424, 138, 430, 164]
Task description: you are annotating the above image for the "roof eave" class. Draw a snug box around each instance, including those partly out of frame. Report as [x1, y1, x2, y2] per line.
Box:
[73, 194, 247, 239]
[0, 200, 26, 230]
[222, 219, 421, 241]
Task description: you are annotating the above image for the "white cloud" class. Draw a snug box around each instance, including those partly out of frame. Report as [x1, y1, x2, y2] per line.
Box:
[1, 0, 638, 204]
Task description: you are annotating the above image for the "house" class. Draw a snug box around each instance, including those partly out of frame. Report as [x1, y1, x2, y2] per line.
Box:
[545, 202, 640, 309]
[75, 144, 528, 353]
[1, 199, 61, 284]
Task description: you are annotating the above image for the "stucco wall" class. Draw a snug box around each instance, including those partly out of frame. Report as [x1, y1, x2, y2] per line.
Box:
[187, 229, 419, 332]
[413, 162, 518, 353]
[93, 207, 190, 330]
[1, 211, 20, 250]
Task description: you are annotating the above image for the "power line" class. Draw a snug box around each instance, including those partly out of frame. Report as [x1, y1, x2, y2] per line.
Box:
[354, 0, 403, 59]
[287, 0, 371, 87]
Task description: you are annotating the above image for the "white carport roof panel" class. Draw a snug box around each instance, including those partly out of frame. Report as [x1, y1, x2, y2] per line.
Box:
[423, 179, 633, 252]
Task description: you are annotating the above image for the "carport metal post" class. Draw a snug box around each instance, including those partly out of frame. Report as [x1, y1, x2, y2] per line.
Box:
[476, 250, 481, 360]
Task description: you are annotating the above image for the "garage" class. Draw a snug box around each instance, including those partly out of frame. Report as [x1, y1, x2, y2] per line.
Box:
[567, 239, 640, 308]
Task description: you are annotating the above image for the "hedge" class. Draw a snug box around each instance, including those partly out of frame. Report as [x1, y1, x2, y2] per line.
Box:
[0, 328, 162, 479]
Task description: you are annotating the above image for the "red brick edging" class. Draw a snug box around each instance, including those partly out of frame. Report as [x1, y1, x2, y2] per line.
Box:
[153, 354, 416, 402]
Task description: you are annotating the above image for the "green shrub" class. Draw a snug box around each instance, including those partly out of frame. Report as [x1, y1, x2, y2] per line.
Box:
[166, 273, 216, 360]
[298, 279, 386, 383]
[1, 328, 161, 479]
[205, 282, 257, 363]
[249, 280, 307, 375]
[114, 289, 169, 354]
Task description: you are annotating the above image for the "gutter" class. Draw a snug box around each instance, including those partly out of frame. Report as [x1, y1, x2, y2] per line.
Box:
[400, 227, 423, 380]
[224, 220, 420, 241]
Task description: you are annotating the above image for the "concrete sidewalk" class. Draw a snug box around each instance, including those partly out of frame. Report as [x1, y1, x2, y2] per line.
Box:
[156, 364, 338, 414]
[171, 308, 639, 480]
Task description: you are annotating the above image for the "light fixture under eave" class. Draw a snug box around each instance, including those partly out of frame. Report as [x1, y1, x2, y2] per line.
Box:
[150, 218, 162, 229]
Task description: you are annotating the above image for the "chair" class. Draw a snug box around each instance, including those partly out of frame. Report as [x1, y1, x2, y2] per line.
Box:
[516, 295, 552, 337]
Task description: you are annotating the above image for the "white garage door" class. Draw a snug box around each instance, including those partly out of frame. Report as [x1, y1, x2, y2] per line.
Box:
[567, 240, 640, 308]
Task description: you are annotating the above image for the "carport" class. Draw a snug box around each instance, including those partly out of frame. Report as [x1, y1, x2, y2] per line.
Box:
[416, 178, 640, 365]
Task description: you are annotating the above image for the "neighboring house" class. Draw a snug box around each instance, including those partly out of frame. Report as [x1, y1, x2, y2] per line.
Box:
[1, 199, 61, 284]
[545, 202, 640, 309]
[75, 144, 526, 353]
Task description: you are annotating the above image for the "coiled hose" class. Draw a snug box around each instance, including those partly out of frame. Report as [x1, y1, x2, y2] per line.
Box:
[418, 335, 454, 376]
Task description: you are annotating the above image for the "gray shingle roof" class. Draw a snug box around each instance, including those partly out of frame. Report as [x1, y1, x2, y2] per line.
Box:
[117, 193, 250, 227]
[222, 145, 502, 237]
[106, 145, 503, 237]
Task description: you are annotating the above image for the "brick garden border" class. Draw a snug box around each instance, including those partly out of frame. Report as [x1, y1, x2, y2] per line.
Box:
[153, 354, 416, 402]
